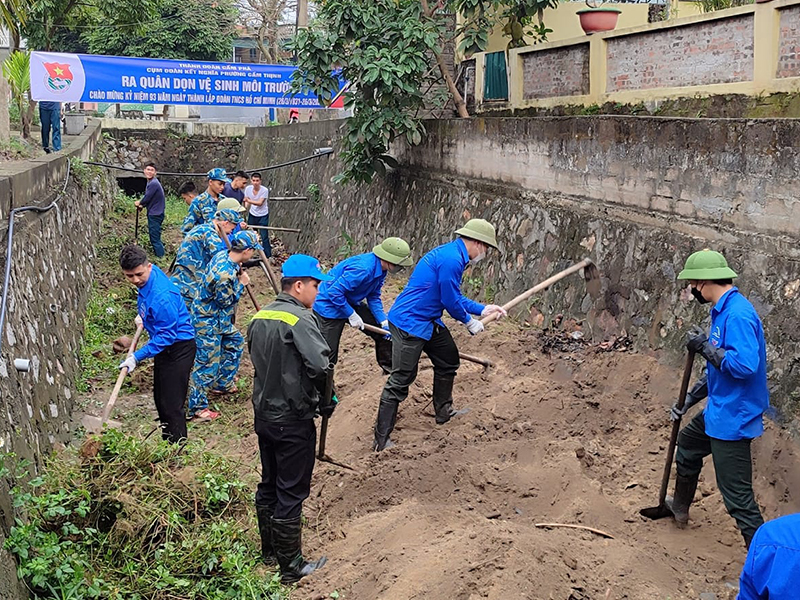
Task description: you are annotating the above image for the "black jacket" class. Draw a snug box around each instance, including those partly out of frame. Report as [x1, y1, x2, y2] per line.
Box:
[247, 293, 332, 423]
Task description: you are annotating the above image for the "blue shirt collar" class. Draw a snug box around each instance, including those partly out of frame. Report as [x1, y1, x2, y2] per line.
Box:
[711, 286, 738, 316]
[140, 264, 163, 297]
[370, 252, 385, 276]
[455, 238, 469, 263]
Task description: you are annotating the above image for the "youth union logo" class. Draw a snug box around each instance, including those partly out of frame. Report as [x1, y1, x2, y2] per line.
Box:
[43, 62, 74, 94]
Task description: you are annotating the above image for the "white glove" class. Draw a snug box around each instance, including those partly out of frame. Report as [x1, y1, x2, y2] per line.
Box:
[481, 305, 507, 320]
[134, 314, 143, 328]
[380, 320, 391, 340]
[465, 318, 484, 335]
[348, 312, 365, 330]
[119, 355, 137, 374]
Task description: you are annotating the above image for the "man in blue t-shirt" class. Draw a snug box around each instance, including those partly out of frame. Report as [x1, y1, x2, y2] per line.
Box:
[134, 162, 166, 258]
[119, 245, 196, 442]
[669, 249, 768, 548]
[222, 170, 248, 203]
[39, 101, 61, 153]
[373, 219, 507, 451]
[313, 237, 413, 377]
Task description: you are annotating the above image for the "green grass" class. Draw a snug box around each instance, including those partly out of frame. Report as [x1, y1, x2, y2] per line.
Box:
[3, 430, 288, 600]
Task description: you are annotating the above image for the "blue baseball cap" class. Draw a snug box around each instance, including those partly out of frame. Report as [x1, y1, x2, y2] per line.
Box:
[282, 254, 332, 281]
[215, 208, 243, 224]
[230, 230, 263, 251]
[207, 167, 232, 183]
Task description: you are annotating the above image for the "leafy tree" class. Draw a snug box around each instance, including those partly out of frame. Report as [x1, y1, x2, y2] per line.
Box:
[2, 50, 34, 138]
[289, 0, 558, 184]
[21, 0, 160, 52]
[83, 0, 238, 61]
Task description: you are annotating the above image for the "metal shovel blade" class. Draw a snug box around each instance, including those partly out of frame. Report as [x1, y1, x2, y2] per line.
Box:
[81, 414, 123, 434]
[639, 503, 674, 520]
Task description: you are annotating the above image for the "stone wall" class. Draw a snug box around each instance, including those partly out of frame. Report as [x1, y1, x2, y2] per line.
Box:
[778, 5, 800, 79]
[0, 122, 115, 599]
[523, 44, 589, 99]
[606, 15, 754, 91]
[238, 117, 800, 426]
[102, 128, 243, 193]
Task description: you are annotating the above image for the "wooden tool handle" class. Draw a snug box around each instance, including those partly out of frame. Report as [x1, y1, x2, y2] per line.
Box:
[101, 324, 144, 423]
[215, 222, 264, 309]
[362, 323, 492, 367]
[256, 248, 280, 294]
[480, 258, 594, 326]
[656, 351, 696, 506]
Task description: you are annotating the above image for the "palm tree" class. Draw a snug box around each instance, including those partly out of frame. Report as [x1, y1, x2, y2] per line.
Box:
[3, 50, 33, 138]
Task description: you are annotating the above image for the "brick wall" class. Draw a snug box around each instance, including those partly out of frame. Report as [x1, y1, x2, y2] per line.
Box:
[523, 44, 590, 99]
[606, 15, 754, 91]
[777, 5, 800, 78]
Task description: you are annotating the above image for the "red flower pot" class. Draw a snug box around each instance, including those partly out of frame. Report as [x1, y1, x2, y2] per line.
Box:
[577, 8, 622, 34]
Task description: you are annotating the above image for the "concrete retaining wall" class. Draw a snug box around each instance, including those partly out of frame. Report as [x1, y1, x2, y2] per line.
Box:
[0, 121, 115, 599]
[101, 128, 243, 193]
[239, 117, 800, 427]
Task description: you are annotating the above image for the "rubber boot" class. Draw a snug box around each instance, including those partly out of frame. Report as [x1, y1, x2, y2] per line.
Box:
[255, 503, 277, 566]
[742, 529, 755, 550]
[373, 399, 398, 451]
[271, 516, 327, 584]
[665, 473, 699, 526]
[433, 376, 456, 425]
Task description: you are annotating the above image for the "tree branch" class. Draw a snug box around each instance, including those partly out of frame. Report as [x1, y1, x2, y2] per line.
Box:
[419, 0, 469, 117]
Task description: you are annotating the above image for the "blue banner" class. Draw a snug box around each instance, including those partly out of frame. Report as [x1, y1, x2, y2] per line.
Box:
[30, 51, 343, 109]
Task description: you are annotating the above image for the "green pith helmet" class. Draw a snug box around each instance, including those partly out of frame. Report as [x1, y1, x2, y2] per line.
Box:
[217, 198, 246, 213]
[677, 249, 738, 280]
[455, 218, 498, 249]
[373, 237, 413, 267]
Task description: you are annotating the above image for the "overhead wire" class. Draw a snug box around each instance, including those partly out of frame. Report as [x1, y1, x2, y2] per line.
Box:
[83, 147, 334, 177]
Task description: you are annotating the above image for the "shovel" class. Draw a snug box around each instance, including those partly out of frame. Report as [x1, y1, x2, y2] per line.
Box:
[134, 207, 141, 242]
[480, 257, 601, 326]
[640, 350, 696, 520]
[82, 324, 145, 434]
[214, 222, 262, 311]
[317, 368, 358, 472]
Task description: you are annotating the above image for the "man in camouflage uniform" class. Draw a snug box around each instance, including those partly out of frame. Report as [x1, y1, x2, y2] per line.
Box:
[187, 230, 262, 421]
[171, 208, 242, 308]
[182, 168, 231, 235]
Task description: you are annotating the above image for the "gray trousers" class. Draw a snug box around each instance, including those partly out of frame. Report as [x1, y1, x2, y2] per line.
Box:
[675, 411, 764, 543]
[380, 323, 460, 414]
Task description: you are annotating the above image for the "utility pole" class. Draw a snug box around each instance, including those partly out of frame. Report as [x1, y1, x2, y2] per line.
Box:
[298, 0, 308, 28]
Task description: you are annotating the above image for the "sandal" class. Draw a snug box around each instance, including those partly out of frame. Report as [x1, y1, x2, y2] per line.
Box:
[191, 408, 220, 422]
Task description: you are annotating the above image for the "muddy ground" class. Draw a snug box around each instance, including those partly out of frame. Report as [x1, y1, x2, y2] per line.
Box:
[82, 262, 800, 600]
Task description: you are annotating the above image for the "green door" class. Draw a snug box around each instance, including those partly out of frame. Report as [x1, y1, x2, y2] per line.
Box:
[483, 51, 508, 101]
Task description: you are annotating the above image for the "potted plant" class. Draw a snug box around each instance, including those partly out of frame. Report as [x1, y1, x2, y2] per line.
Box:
[577, 0, 621, 35]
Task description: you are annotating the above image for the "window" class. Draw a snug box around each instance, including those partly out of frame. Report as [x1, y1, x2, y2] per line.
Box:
[483, 51, 508, 101]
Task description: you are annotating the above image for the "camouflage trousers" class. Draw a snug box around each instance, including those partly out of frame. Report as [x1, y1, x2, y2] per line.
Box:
[187, 316, 243, 416]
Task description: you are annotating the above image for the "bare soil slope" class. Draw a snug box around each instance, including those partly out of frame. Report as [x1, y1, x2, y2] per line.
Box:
[98, 269, 800, 600]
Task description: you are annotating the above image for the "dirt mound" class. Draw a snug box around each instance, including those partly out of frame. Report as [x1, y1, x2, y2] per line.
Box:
[292, 321, 800, 600]
[99, 266, 800, 600]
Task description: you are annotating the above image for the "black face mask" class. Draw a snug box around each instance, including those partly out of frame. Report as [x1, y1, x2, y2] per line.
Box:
[691, 286, 709, 305]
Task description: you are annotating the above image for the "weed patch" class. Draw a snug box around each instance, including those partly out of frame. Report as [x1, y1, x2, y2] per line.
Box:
[4, 429, 288, 600]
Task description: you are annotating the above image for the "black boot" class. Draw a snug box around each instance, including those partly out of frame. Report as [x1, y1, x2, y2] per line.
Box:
[433, 376, 457, 425]
[271, 516, 327, 584]
[665, 473, 699, 526]
[373, 399, 398, 451]
[255, 504, 277, 566]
